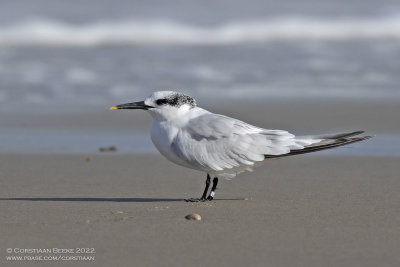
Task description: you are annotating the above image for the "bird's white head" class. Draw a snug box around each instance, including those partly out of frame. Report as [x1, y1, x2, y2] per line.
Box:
[110, 91, 197, 121]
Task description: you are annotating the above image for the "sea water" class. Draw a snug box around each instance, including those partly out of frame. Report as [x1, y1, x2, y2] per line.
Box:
[0, 0, 399, 155]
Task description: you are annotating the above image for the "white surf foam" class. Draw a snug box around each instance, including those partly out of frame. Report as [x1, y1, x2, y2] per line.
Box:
[1, 16, 400, 46]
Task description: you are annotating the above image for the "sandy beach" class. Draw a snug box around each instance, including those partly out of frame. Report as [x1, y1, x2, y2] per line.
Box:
[1, 153, 399, 266]
[1, 0, 400, 266]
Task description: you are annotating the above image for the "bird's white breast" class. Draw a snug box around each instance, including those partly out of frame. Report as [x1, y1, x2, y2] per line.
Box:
[149, 107, 210, 171]
[150, 120, 194, 169]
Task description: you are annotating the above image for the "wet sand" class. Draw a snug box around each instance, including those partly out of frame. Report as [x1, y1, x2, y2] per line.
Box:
[0, 154, 399, 266]
[4, 99, 400, 135]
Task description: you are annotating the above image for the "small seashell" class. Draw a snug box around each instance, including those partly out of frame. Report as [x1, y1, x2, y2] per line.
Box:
[85, 156, 92, 162]
[185, 213, 201, 221]
[114, 210, 124, 214]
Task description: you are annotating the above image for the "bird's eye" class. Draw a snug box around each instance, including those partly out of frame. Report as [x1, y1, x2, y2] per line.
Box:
[156, 99, 168, 105]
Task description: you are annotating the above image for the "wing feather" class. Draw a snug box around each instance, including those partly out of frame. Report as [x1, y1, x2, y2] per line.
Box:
[172, 113, 313, 174]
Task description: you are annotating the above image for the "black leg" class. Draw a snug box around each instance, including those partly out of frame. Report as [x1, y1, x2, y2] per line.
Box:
[207, 177, 218, 200]
[184, 174, 211, 202]
[200, 174, 211, 200]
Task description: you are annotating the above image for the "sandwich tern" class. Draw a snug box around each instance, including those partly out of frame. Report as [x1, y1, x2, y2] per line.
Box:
[110, 91, 371, 201]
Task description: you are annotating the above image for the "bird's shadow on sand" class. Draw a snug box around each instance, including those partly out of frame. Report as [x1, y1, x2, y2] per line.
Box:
[0, 197, 244, 203]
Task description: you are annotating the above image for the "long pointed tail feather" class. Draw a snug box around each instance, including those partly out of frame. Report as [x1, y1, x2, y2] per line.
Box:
[310, 130, 365, 140]
[265, 132, 372, 159]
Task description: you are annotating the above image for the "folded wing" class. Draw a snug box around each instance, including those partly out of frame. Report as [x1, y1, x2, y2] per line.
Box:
[171, 113, 320, 172]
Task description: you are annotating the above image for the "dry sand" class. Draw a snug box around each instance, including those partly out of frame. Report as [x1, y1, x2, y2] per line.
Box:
[0, 154, 399, 267]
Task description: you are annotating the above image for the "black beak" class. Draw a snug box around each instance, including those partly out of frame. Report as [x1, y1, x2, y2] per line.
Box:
[109, 101, 153, 110]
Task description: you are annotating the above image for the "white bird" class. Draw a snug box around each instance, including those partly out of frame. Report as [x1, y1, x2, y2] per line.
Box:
[110, 91, 371, 201]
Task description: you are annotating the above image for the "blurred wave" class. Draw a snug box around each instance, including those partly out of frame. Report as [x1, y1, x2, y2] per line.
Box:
[1, 16, 400, 46]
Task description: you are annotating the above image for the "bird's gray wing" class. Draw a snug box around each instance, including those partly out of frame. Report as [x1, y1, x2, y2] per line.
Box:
[171, 113, 316, 172]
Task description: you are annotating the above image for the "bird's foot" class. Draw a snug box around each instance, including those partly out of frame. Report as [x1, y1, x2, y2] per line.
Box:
[184, 197, 208, 202]
[184, 174, 217, 202]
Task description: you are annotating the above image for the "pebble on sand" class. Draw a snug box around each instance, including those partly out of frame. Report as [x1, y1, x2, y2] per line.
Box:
[113, 210, 124, 214]
[99, 146, 117, 152]
[185, 214, 201, 221]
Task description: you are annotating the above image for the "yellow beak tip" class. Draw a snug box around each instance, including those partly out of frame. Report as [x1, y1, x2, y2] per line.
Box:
[109, 106, 118, 110]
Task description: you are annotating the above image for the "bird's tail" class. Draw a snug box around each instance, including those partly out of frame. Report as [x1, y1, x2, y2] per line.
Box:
[265, 131, 372, 158]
